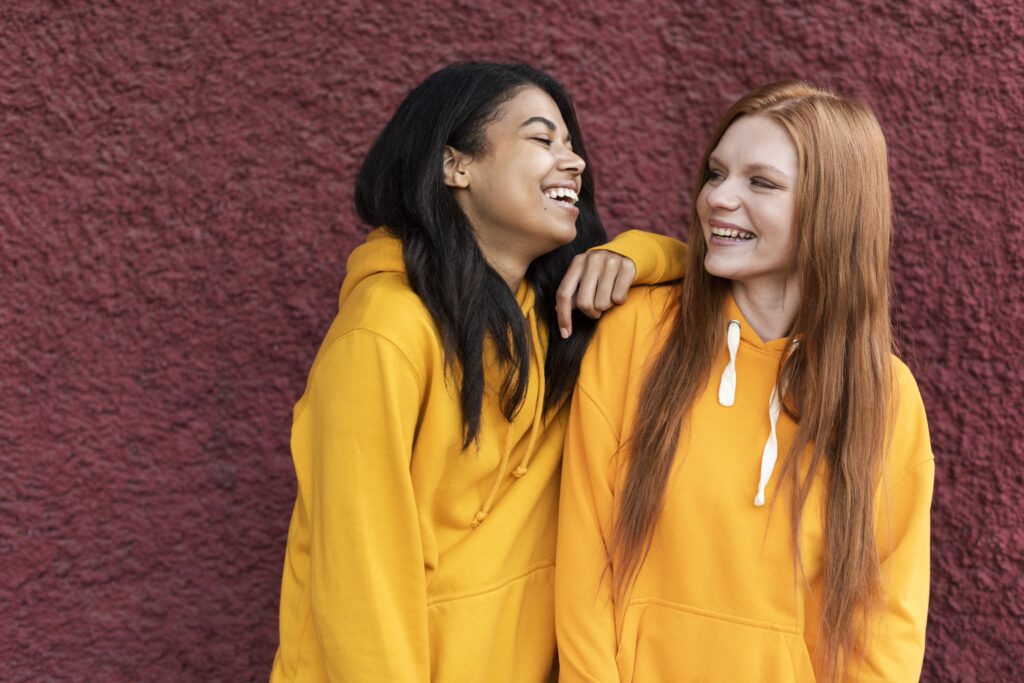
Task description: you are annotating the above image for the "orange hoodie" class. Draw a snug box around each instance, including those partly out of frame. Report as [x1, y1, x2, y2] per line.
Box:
[556, 287, 934, 682]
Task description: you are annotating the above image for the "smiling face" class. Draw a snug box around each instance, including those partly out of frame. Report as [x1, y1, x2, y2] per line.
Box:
[697, 114, 799, 292]
[445, 86, 585, 282]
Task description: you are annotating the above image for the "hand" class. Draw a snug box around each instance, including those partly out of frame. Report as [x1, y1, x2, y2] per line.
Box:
[555, 251, 637, 338]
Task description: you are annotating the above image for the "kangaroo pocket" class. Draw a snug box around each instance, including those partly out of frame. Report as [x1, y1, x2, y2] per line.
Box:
[618, 599, 816, 683]
[426, 562, 556, 683]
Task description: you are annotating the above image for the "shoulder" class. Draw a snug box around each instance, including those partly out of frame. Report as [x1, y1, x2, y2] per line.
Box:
[577, 284, 679, 403]
[337, 271, 435, 335]
[317, 272, 441, 381]
[886, 354, 935, 483]
[592, 284, 677, 346]
[889, 355, 928, 421]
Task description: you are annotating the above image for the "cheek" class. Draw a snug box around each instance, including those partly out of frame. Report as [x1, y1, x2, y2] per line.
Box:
[696, 188, 710, 219]
[771, 205, 796, 246]
[755, 197, 795, 241]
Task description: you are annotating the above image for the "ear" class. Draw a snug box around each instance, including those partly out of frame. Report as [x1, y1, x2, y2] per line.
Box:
[443, 145, 472, 189]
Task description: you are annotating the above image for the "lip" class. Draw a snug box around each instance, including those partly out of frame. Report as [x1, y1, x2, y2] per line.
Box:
[709, 218, 753, 235]
[542, 181, 581, 215]
[707, 218, 756, 247]
[546, 195, 580, 214]
[541, 181, 581, 193]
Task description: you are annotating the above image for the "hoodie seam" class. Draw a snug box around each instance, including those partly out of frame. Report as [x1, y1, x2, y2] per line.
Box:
[297, 329, 426, 427]
[625, 597, 800, 635]
[340, 328, 427, 395]
[737, 342, 788, 358]
[575, 383, 622, 443]
[425, 560, 553, 606]
[888, 456, 934, 490]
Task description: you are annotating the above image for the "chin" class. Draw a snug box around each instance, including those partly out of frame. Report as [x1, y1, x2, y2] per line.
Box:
[548, 221, 578, 247]
[529, 226, 577, 261]
[703, 255, 740, 280]
[561, 223, 579, 244]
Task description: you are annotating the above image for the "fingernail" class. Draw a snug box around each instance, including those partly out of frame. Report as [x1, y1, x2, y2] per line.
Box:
[560, 327, 570, 339]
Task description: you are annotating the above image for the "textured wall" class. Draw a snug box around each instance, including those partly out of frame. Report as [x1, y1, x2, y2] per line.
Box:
[2, 0, 1021, 680]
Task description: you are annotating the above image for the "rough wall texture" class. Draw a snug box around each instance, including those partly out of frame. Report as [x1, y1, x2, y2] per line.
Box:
[1, 0, 1021, 680]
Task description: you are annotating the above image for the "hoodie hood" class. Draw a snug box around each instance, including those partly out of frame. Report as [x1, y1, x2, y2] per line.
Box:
[339, 227, 537, 319]
[338, 228, 407, 307]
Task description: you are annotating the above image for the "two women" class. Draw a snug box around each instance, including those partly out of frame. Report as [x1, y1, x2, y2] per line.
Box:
[270, 63, 686, 682]
[555, 82, 934, 681]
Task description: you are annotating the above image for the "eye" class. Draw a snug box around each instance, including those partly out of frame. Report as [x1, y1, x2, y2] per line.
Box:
[705, 168, 725, 183]
[751, 177, 777, 189]
[531, 137, 553, 146]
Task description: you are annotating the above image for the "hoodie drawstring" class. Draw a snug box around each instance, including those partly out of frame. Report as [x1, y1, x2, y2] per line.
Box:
[471, 306, 546, 528]
[718, 320, 741, 406]
[471, 425, 513, 528]
[754, 386, 781, 507]
[717, 319, 795, 507]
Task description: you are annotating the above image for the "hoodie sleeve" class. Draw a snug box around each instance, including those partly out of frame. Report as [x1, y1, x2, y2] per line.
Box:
[305, 328, 429, 682]
[555, 383, 623, 683]
[590, 229, 688, 284]
[854, 363, 935, 682]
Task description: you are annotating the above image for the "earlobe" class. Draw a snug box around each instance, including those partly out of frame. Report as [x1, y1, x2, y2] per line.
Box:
[443, 145, 471, 189]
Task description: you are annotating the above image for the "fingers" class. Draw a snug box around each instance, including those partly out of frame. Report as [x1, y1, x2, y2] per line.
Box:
[584, 252, 639, 317]
[555, 251, 638, 338]
[591, 256, 622, 312]
[556, 254, 587, 338]
[573, 254, 603, 319]
[610, 257, 636, 304]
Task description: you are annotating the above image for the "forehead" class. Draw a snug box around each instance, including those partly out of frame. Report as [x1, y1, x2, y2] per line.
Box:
[492, 86, 567, 130]
[713, 115, 797, 171]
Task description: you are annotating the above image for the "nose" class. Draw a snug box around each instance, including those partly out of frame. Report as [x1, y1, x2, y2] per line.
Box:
[558, 147, 586, 176]
[704, 176, 740, 211]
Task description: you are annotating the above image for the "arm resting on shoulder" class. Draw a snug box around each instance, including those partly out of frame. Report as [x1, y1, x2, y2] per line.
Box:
[592, 229, 687, 284]
[556, 230, 687, 335]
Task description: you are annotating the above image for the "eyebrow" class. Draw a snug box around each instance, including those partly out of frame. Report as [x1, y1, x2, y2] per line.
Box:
[520, 116, 571, 142]
[708, 156, 791, 180]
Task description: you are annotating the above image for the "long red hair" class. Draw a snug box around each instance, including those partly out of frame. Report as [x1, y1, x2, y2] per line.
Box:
[613, 81, 893, 680]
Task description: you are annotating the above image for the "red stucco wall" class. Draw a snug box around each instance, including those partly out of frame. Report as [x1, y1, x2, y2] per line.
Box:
[2, 1, 1021, 680]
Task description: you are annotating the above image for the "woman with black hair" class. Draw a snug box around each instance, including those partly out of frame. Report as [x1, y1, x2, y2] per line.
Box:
[269, 63, 686, 682]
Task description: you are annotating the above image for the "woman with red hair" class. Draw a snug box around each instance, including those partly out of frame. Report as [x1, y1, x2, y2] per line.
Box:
[555, 81, 934, 682]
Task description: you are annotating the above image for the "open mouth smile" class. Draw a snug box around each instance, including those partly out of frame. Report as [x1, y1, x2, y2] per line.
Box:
[543, 187, 579, 206]
[710, 225, 755, 241]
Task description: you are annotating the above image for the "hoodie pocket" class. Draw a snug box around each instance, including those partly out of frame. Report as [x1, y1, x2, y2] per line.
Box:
[426, 562, 556, 683]
[619, 598, 816, 683]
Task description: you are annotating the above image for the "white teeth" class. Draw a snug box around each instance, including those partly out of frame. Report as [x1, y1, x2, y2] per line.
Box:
[544, 187, 579, 205]
[711, 226, 754, 240]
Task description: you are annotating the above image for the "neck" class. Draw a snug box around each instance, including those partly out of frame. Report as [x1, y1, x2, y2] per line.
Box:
[455, 196, 530, 291]
[475, 236, 529, 291]
[471, 228, 532, 292]
[730, 276, 800, 342]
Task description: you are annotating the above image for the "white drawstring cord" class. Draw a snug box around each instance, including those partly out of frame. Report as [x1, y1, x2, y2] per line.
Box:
[718, 320, 741, 407]
[754, 385, 781, 507]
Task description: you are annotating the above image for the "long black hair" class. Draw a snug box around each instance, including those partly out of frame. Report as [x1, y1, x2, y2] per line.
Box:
[354, 62, 606, 446]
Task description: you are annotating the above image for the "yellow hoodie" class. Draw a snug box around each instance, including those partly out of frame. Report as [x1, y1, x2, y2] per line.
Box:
[270, 229, 686, 683]
[555, 287, 934, 682]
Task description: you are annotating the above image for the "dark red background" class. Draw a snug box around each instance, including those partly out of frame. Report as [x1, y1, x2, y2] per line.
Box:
[2, 1, 1021, 681]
